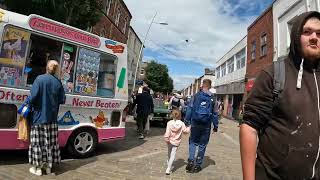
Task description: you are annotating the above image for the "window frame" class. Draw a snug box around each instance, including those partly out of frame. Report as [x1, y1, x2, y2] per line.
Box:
[251, 40, 256, 60]
[227, 57, 234, 74]
[115, 8, 121, 26]
[260, 33, 267, 57]
[105, 0, 112, 15]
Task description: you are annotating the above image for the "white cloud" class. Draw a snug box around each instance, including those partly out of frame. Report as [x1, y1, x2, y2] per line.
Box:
[123, 0, 269, 89]
[171, 74, 198, 91]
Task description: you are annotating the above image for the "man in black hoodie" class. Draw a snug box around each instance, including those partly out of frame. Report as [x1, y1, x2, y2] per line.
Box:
[133, 86, 154, 139]
[240, 11, 320, 180]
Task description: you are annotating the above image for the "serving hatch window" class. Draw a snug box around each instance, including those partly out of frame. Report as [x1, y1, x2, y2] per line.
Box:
[75, 48, 117, 97]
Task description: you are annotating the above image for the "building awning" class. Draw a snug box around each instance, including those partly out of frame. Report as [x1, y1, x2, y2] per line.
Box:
[246, 79, 255, 91]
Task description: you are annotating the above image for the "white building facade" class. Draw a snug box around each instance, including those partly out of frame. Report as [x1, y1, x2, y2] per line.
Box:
[127, 26, 143, 95]
[273, 0, 320, 60]
[214, 36, 247, 119]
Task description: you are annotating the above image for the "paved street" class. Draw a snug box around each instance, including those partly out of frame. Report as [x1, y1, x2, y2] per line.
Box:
[0, 118, 242, 180]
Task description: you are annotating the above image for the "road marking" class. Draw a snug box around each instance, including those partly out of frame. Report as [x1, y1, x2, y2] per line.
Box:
[221, 132, 239, 146]
[119, 150, 165, 161]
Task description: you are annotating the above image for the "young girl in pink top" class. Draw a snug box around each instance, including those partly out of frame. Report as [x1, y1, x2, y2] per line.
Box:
[164, 110, 190, 175]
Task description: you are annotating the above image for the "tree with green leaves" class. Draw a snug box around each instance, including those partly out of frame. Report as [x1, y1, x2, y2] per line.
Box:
[145, 61, 174, 94]
[2, 0, 103, 30]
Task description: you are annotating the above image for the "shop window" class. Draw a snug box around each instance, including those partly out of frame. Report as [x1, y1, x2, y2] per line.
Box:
[97, 53, 117, 97]
[26, 34, 63, 85]
[0, 27, 31, 87]
[60, 44, 77, 93]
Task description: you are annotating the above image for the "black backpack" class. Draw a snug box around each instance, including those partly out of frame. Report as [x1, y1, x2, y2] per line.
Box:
[273, 56, 287, 103]
[259, 56, 286, 135]
[171, 97, 181, 108]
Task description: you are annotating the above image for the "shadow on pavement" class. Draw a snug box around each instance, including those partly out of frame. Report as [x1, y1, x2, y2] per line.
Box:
[172, 158, 187, 172]
[0, 121, 164, 165]
[171, 156, 215, 172]
[202, 156, 216, 169]
[0, 150, 28, 165]
[53, 156, 97, 175]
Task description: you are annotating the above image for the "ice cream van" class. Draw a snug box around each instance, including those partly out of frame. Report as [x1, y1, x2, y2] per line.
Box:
[0, 9, 129, 157]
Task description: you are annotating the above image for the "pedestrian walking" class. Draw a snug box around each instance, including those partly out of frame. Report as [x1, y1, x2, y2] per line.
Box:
[240, 11, 320, 180]
[133, 86, 154, 139]
[184, 79, 219, 173]
[28, 60, 66, 176]
[164, 109, 190, 175]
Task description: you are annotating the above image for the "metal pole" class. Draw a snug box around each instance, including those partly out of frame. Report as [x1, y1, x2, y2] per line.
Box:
[132, 12, 157, 92]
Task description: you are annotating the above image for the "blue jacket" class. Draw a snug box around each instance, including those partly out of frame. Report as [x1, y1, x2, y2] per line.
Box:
[184, 90, 218, 129]
[30, 74, 66, 125]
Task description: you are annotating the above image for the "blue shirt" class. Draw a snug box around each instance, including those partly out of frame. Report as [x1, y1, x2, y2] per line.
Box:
[30, 74, 66, 125]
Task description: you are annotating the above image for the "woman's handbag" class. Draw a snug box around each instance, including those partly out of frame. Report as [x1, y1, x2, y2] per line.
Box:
[17, 116, 29, 142]
[17, 97, 31, 118]
[17, 97, 31, 141]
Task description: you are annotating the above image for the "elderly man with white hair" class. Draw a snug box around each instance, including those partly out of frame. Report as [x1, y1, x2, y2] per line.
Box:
[28, 60, 66, 176]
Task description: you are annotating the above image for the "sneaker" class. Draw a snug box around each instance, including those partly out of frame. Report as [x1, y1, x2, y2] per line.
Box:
[193, 165, 202, 173]
[45, 167, 51, 174]
[29, 167, 42, 176]
[185, 160, 194, 172]
[139, 134, 144, 139]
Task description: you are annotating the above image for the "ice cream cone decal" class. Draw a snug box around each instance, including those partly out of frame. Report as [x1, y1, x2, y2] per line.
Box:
[117, 67, 126, 92]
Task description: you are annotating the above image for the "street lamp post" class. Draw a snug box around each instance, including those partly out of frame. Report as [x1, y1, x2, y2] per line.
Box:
[132, 12, 168, 92]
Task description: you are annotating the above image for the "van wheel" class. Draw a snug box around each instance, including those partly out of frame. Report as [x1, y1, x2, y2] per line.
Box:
[67, 128, 98, 158]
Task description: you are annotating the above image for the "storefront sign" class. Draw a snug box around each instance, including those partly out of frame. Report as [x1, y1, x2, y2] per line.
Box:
[246, 79, 255, 92]
[29, 17, 101, 48]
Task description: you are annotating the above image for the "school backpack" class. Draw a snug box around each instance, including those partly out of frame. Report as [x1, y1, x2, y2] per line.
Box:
[171, 97, 181, 108]
[191, 92, 215, 123]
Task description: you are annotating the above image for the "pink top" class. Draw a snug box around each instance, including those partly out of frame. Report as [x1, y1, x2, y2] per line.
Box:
[164, 119, 190, 146]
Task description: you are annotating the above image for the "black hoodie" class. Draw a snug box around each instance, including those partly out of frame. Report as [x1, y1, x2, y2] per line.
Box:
[243, 11, 320, 179]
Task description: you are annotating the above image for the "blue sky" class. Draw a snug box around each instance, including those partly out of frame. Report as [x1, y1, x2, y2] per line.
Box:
[124, 0, 274, 90]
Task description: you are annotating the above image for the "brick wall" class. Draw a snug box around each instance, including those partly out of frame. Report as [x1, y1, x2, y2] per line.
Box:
[246, 7, 273, 80]
[92, 0, 132, 44]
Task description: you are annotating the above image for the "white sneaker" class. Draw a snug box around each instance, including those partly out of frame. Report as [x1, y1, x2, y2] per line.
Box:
[29, 167, 42, 176]
[45, 167, 51, 174]
[139, 134, 144, 139]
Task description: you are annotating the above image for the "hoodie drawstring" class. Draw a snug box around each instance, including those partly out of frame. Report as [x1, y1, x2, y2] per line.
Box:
[296, 58, 304, 89]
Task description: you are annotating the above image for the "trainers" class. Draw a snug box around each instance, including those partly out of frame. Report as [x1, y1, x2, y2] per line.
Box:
[185, 160, 194, 172]
[45, 167, 51, 174]
[193, 165, 202, 173]
[29, 167, 42, 176]
[139, 134, 144, 139]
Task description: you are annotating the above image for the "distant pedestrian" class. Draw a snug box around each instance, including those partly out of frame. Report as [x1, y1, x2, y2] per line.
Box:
[29, 60, 66, 176]
[133, 86, 154, 139]
[184, 79, 218, 173]
[164, 109, 190, 175]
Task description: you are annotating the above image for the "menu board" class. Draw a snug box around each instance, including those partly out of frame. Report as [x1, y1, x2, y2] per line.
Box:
[75, 48, 100, 95]
[0, 27, 30, 86]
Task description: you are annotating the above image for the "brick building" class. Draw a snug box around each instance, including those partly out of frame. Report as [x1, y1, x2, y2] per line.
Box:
[92, 0, 132, 44]
[245, 6, 273, 92]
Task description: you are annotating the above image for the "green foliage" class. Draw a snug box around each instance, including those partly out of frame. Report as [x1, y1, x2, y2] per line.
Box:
[145, 61, 173, 94]
[3, 0, 103, 30]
